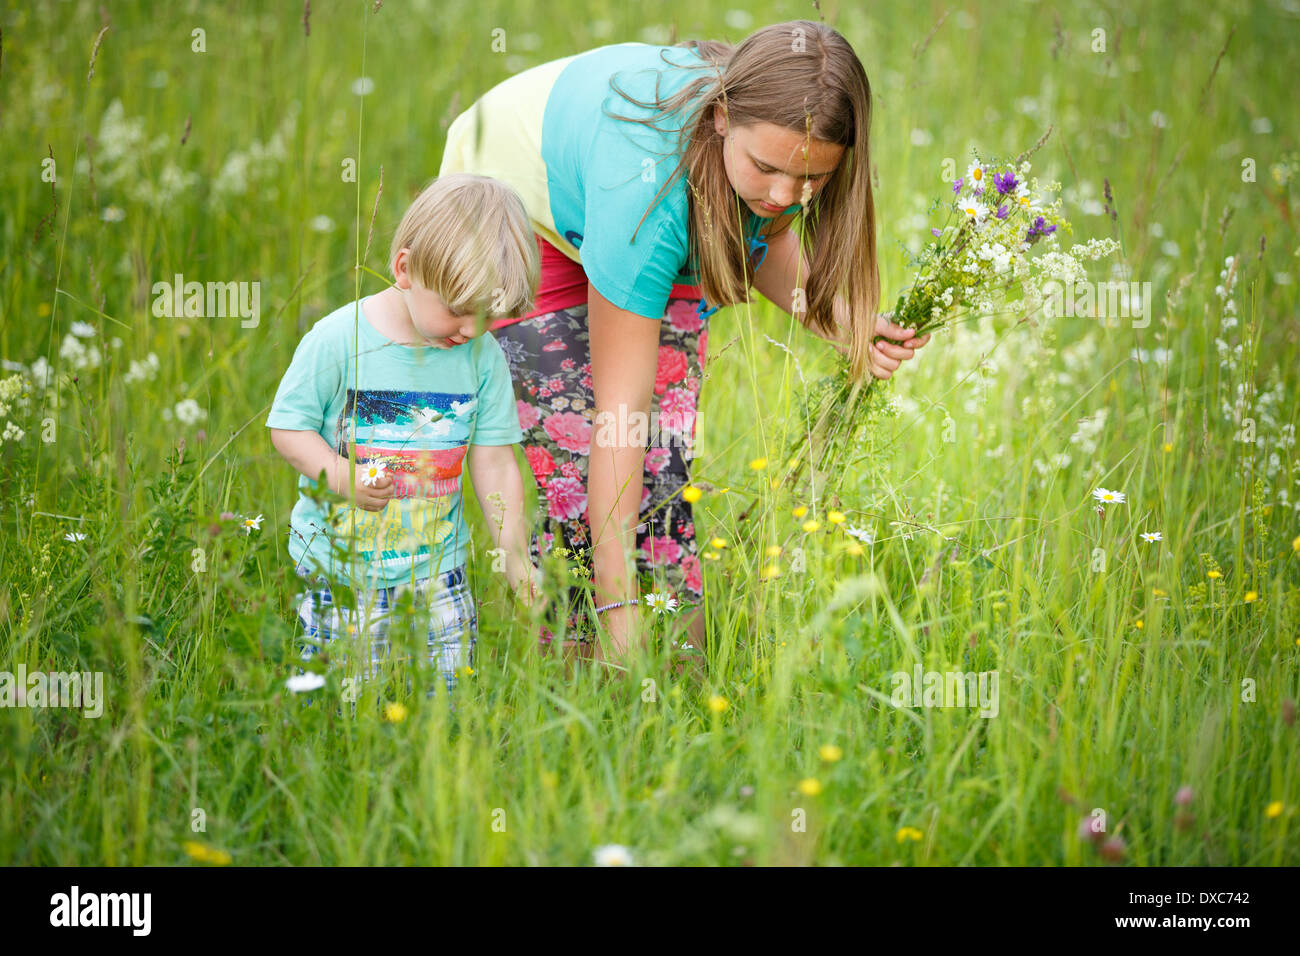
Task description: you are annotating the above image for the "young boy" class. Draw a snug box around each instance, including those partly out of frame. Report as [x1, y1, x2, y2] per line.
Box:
[267, 173, 543, 698]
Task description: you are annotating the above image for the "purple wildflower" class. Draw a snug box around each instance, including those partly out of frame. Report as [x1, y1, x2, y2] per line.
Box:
[952, 178, 964, 194]
[993, 170, 1019, 195]
[931, 227, 942, 237]
[995, 204, 1009, 220]
[1025, 215, 1057, 243]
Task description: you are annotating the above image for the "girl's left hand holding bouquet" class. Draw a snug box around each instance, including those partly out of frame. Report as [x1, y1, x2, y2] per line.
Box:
[827, 296, 934, 380]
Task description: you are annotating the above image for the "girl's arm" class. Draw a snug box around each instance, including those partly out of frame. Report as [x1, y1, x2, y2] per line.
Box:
[466, 442, 542, 606]
[586, 280, 660, 661]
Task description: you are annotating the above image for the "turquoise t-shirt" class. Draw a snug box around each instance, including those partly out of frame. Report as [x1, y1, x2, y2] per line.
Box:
[441, 42, 801, 320]
[265, 297, 523, 588]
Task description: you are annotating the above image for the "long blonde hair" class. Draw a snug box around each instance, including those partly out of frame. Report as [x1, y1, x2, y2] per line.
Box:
[609, 19, 881, 383]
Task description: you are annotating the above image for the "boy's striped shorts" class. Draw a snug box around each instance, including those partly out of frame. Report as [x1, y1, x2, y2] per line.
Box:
[293, 564, 477, 697]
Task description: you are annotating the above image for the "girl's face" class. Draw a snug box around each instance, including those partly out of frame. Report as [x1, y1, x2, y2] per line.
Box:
[713, 106, 845, 218]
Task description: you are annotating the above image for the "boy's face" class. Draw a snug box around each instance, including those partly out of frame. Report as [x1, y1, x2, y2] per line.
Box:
[393, 249, 484, 349]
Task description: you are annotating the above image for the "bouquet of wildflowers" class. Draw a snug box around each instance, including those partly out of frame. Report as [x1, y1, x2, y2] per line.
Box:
[785, 137, 1121, 492]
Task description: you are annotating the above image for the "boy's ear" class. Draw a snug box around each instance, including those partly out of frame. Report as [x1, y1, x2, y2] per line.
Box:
[392, 248, 411, 289]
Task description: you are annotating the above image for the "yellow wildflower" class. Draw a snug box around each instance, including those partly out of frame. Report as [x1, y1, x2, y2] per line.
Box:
[827, 510, 846, 524]
[797, 778, 822, 796]
[749, 457, 767, 471]
[802, 520, 821, 533]
[792, 505, 808, 518]
[383, 702, 408, 723]
[708, 695, 728, 713]
[1266, 801, 1284, 819]
[765, 545, 782, 557]
[818, 744, 843, 762]
[1207, 570, 1222, 579]
[710, 537, 727, 549]
[1244, 591, 1258, 603]
[895, 826, 924, 843]
[682, 486, 703, 503]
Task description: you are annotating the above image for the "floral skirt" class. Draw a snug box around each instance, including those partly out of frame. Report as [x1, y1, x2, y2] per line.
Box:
[495, 298, 708, 641]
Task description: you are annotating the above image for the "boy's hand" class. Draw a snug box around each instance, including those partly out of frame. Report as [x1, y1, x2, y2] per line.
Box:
[329, 456, 393, 511]
[514, 563, 549, 614]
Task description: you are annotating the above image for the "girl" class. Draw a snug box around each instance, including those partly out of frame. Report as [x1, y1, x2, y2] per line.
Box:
[438, 20, 931, 663]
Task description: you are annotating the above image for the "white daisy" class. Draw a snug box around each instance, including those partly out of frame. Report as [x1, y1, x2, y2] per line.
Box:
[593, 844, 635, 867]
[965, 161, 987, 193]
[64, 531, 87, 542]
[957, 196, 988, 226]
[359, 460, 387, 487]
[240, 513, 264, 534]
[643, 592, 678, 614]
[1140, 531, 1162, 542]
[285, 673, 326, 693]
[1091, 487, 1126, 505]
[845, 525, 876, 545]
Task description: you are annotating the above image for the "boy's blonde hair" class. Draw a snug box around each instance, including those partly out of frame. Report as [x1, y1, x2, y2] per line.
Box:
[388, 173, 539, 322]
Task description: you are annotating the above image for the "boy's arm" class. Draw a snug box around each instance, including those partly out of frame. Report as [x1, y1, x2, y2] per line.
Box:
[467, 442, 542, 606]
[270, 428, 393, 512]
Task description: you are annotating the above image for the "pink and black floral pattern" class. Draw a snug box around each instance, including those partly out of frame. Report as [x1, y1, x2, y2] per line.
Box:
[496, 298, 708, 640]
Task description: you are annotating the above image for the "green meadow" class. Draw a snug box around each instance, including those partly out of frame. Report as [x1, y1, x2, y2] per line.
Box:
[2, 0, 1298, 865]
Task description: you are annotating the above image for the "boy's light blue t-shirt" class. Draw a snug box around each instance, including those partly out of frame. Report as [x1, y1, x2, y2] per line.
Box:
[265, 297, 523, 588]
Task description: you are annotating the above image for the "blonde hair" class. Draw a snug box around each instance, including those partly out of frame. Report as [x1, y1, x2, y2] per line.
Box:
[388, 173, 539, 321]
[611, 20, 881, 383]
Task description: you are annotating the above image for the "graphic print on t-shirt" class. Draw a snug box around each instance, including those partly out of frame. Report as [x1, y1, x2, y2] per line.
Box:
[329, 388, 478, 568]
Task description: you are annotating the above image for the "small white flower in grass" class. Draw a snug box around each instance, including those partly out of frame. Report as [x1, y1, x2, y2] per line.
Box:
[173, 399, 206, 425]
[70, 321, 97, 338]
[240, 514, 263, 535]
[64, 531, 87, 542]
[1092, 487, 1126, 505]
[351, 76, 375, 96]
[1140, 531, 1163, 543]
[643, 592, 678, 614]
[593, 844, 634, 867]
[845, 525, 876, 545]
[285, 673, 325, 693]
[359, 459, 387, 486]
[308, 214, 334, 233]
[965, 161, 987, 191]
